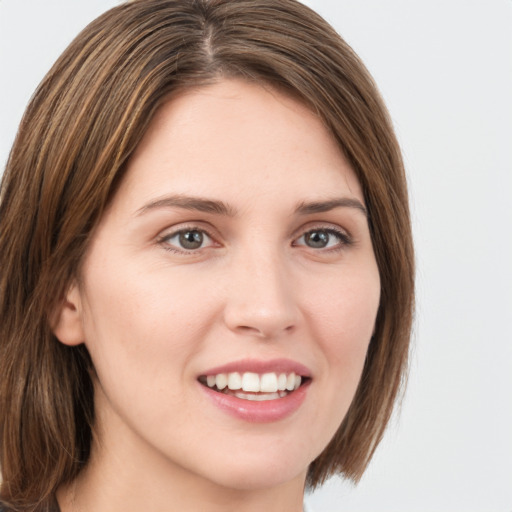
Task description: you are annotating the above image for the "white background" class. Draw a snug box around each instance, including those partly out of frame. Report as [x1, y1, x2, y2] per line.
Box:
[1, 1, 511, 511]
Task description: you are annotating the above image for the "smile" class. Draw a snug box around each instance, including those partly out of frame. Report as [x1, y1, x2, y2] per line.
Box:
[197, 359, 311, 421]
[199, 371, 304, 401]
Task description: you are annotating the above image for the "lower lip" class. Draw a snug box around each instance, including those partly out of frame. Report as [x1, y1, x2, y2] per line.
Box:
[199, 381, 310, 423]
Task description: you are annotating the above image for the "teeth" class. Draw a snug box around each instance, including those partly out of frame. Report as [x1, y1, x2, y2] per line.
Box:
[215, 374, 228, 390]
[232, 391, 281, 401]
[242, 372, 260, 392]
[286, 373, 296, 391]
[204, 371, 304, 393]
[277, 373, 287, 391]
[227, 372, 242, 390]
[260, 373, 278, 392]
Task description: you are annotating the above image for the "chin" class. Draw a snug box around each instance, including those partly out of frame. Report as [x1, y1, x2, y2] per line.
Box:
[192, 446, 311, 492]
[209, 466, 307, 493]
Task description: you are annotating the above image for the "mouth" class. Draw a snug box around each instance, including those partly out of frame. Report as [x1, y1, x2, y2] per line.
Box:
[198, 371, 309, 402]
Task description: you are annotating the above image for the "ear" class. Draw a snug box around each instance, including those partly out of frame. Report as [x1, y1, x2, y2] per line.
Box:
[51, 281, 85, 346]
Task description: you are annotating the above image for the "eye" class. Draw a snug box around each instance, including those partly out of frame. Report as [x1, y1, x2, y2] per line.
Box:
[159, 228, 215, 252]
[294, 228, 351, 250]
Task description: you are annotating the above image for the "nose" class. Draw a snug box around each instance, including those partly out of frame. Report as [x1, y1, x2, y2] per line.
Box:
[222, 249, 301, 340]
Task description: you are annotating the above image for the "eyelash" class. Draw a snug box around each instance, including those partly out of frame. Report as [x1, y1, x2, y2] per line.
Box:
[157, 225, 353, 255]
[292, 227, 353, 251]
[157, 225, 217, 255]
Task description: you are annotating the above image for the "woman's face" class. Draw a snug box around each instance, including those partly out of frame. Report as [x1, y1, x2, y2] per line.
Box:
[61, 79, 380, 492]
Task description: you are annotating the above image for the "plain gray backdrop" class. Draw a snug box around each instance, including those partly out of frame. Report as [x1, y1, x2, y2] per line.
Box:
[1, 1, 511, 510]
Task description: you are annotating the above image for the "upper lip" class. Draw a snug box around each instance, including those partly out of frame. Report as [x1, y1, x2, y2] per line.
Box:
[199, 358, 312, 378]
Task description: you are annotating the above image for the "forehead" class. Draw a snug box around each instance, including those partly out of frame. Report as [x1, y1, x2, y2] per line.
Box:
[117, 78, 364, 211]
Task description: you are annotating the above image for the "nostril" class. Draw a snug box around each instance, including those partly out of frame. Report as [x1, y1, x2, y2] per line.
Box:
[235, 324, 295, 338]
[237, 325, 267, 335]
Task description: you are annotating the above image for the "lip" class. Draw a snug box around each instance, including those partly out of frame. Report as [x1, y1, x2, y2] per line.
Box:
[197, 358, 312, 423]
[199, 358, 312, 378]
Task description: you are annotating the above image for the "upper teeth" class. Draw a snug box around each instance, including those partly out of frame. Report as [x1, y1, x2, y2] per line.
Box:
[205, 372, 302, 393]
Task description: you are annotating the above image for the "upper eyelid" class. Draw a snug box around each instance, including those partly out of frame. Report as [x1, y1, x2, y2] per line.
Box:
[297, 226, 348, 237]
[156, 224, 218, 251]
[293, 227, 351, 246]
[160, 227, 214, 240]
[291, 221, 352, 240]
[157, 222, 218, 239]
[157, 226, 218, 255]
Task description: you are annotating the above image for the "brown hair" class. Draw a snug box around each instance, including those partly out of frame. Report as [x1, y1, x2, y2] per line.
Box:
[0, 0, 414, 509]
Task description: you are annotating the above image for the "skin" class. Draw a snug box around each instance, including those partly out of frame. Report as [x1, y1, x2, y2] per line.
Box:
[54, 79, 380, 512]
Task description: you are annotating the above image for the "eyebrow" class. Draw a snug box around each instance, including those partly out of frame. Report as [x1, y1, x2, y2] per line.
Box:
[295, 198, 367, 217]
[136, 194, 367, 218]
[136, 195, 237, 217]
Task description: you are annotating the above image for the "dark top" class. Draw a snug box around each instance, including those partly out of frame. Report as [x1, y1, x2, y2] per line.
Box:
[0, 497, 61, 512]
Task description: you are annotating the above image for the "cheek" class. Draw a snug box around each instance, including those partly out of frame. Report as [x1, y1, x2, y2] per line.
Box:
[305, 266, 380, 417]
[309, 263, 380, 351]
[78, 258, 217, 398]
[82, 253, 216, 342]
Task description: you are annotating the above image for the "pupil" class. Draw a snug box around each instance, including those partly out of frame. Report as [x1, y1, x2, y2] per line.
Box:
[306, 231, 329, 248]
[179, 230, 203, 249]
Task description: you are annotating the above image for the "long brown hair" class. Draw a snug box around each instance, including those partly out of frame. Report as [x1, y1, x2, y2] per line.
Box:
[0, 0, 414, 510]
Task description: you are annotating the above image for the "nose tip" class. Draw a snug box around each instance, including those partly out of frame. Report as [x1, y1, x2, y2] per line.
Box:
[222, 261, 300, 340]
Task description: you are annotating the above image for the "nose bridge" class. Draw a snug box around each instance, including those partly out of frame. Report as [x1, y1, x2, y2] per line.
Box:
[223, 242, 299, 338]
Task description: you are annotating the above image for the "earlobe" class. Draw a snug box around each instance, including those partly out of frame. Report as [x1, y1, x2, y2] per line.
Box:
[51, 282, 85, 346]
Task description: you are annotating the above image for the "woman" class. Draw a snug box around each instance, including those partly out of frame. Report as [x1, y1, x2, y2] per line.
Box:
[0, 1, 414, 511]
